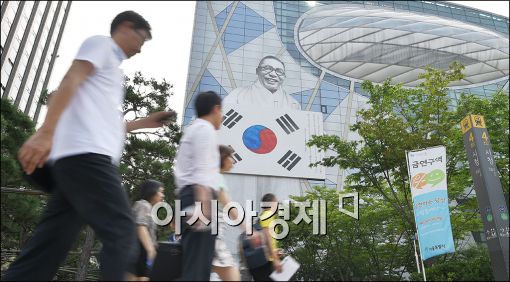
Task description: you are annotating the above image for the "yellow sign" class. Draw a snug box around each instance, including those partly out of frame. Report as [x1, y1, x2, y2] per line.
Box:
[482, 131, 489, 145]
[471, 115, 486, 129]
[461, 116, 472, 134]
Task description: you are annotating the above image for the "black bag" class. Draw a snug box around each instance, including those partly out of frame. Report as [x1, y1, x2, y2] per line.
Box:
[150, 241, 182, 281]
[22, 163, 55, 193]
[239, 221, 270, 269]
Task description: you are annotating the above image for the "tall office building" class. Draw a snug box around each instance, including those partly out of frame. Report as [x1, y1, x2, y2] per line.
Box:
[183, 1, 508, 260]
[183, 1, 509, 191]
[1, 1, 72, 123]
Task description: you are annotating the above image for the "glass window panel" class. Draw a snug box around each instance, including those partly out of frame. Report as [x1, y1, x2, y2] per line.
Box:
[226, 26, 244, 35]
[409, 6, 424, 13]
[245, 22, 263, 31]
[408, 1, 423, 8]
[224, 33, 244, 43]
[452, 14, 467, 21]
[228, 20, 245, 28]
[310, 104, 321, 112]
[245, 14, 263, 24]
[321, 97, 340, 106]
[230, 13, 245, 23]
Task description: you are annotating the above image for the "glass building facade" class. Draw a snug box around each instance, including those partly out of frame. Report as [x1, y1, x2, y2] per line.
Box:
[183, 1, 509, 190]
[1, 1, 72, 123]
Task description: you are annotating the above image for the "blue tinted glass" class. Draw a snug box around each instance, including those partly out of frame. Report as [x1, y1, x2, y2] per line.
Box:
[245, 29, 261, 37]
[245, 15, 263, 24]
[310, 104, 321, 112]
[230, 12, 245, 22]
[321, 97, 340, 106]
[228, 20, 245, 28]
[226, 26, 244, 35]
[408, 1, 423, 8]
[245, 22, 263, 31]
[224, 33, 244, 43]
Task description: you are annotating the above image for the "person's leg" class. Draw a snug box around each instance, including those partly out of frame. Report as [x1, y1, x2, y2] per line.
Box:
[54, 153, 137, 281]
[1, 190, 84, 281]
[178, 186, 216, 281]
[212, 265, 241, 281]
[126, 241, 147, 281]
[178, 228, 215, 281]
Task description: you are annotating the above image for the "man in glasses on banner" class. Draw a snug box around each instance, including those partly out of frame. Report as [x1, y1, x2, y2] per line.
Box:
[223, 55, 301, 110]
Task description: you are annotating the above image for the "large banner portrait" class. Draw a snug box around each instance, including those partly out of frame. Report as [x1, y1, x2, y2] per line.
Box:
[217, 55, 325, 179]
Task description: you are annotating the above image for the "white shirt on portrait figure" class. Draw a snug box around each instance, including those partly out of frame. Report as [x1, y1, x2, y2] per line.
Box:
[222, 79, 301, 110]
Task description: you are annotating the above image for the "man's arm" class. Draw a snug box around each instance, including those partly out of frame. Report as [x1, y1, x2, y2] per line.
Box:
[125, 110, 176, 132]
[18, 60, 94, 174]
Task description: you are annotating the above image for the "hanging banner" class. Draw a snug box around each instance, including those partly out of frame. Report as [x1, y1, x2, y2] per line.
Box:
[407, 146, 455, 260]
[219, 104, 325, 180]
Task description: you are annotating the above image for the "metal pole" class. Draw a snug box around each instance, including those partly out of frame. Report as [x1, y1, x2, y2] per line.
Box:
[413, 237, 421, 274]
[420, 253, 427, 281]
[415, 236, 427, 281]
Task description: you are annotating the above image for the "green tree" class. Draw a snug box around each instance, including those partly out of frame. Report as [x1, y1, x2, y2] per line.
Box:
[120, 71, 181, 204]
[409, 245, 493, 281]
[281, 186, 416, 281]
[0, 98, 44, 251]
[296, 63, 509, 280]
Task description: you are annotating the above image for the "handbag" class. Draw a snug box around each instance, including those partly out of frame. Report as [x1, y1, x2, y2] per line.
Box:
[150, 241, 182, 281]
[239, 220, 270, 269]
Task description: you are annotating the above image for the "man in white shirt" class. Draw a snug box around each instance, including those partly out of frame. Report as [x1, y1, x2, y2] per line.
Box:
[222, 55, 301, 110]
[174, 91, 223, 281]
[5, 11, 174, 281]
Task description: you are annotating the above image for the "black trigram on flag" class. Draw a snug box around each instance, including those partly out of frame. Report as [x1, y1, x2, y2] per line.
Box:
[223, 109, 243, 129]
[277, 150, 302, 171]
[276, 114, 299, 134]
[228, 145, 242, 163]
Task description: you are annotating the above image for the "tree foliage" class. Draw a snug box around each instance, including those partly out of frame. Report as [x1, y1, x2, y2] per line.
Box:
[285, 63, 509, 281]
[120, 71, 181, 204]
[0, 98, 44, 252]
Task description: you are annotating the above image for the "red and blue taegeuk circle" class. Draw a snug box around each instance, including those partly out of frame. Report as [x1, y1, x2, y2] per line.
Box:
[242, 125, 277, 154]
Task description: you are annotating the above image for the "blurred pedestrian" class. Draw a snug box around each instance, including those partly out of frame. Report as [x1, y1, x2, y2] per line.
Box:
[126, 180, 165, 281]
[3, 11, 175, 281]
[249, 193, 283, 281]
[211, 145, 245, 281]
[174, 91, 223, 281]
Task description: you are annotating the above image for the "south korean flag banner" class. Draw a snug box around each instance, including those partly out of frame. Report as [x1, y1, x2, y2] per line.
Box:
[219, 104, 325, 180]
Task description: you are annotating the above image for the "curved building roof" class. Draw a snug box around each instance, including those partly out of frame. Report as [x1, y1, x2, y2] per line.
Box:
[295, 4, 509, 87]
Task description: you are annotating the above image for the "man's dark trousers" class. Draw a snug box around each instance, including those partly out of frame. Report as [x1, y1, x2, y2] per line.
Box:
[177, 185, 216, 281]
[2, 153, 136, 281]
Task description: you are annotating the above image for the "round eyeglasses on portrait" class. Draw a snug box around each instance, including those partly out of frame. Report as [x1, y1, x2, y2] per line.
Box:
[258, 65, 285, 76]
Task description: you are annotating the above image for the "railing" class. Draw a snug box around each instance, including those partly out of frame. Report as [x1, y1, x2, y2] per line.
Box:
[1, 187, 99, 281]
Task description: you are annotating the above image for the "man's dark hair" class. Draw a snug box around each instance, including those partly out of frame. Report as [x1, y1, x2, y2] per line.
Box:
[111, 10, 152, 40]
[261, 193, 277, 202]
[194, 91, 222, 117]
[138, 179, 163, 202]
[219, 145, 235, 168]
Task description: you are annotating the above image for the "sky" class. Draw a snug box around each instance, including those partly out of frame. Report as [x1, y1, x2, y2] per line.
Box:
[47, 1, 509, 124]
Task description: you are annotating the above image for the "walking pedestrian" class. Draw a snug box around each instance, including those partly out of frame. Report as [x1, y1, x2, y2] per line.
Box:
[3, 11, 174, 281]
